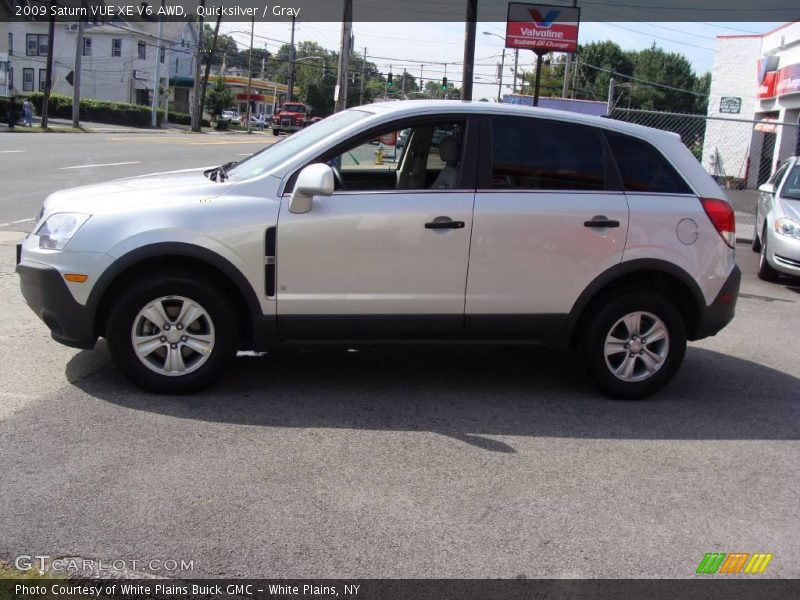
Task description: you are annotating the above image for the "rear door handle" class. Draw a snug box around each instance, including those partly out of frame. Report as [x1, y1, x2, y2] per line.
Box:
[584, 216, 620, 228]
[425, 220, 465, 230]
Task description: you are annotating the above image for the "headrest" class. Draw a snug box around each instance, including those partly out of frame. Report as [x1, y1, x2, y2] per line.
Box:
[438, 136, 460, 165]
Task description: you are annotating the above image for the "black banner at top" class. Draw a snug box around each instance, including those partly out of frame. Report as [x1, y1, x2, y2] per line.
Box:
[2, 0, 798, 23]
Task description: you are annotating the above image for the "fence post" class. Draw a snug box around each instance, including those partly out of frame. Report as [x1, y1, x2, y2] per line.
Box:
[606, 78, 615, 115]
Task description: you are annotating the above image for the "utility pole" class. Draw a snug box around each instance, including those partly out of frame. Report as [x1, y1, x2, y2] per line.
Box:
[163, 45, 170, 124]
[287, 16, 296, 102]
[401, 68, 406, 98]
[461, 0, 477, 101]
[334, 0, 353, 112]
[562, 0, 578, 98]
[190, 0, 205, 131]
[71, 3, 85, 128]
[358, 47, 366, 105]
[512, 48, 519, 94]
[443, 63, 448, 99]
[496, 48, 505, 103]
[150, 0, 164, 128]
[198, 14, 221, 130]
[533, 50, 544, 107]
[245, 15, 254, 132]
[41, 4, 56, 128]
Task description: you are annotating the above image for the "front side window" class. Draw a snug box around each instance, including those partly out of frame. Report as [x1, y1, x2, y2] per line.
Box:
[781, 165, 800, 200]
[329, 120, 466, 191]
[490, 117, 607, 191]
[22, 68, 34, 92]
[606, 132, 692, 194]
[769, 160, 791, 187]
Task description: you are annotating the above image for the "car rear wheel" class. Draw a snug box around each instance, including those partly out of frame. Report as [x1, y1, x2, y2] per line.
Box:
[757, 226, 780, 282]
[582, 291, 686, 400]
[106, 275, 238, 394]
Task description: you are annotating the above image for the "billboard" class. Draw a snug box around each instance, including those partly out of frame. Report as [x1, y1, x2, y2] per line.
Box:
[505, 3, 581, 53]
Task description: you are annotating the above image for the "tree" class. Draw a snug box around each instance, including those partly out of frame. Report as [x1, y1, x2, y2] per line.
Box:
[201, 24, 238, 67]
[631, 43, 697, 112]
[693, 72, 711, 113]
[572, 41, 634, 101]
[205, 75, 234, 119]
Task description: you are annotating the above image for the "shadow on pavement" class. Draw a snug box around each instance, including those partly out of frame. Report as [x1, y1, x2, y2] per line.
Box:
[68, 345, 800, 450]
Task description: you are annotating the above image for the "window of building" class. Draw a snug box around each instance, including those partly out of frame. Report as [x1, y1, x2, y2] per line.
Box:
[26, 34, 49, 57]
[112, 38, 122, 57]
[138, 41, 146, 60]
[8, 33, 12, 56]
[159, 45, 165, 63]
[39, 69, 47, 92]
[82, 37, 92, 56]
[22, 68, 34, 92]
[605, 132, 692, 194]
[8, 67, 13, 91]
[490, 117, 607, 191]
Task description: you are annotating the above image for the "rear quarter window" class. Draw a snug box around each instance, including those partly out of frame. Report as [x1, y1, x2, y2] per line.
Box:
[605, 132, 692, 194]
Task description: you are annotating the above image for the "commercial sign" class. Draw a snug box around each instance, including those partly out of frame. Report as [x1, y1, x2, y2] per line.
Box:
[505, 3, 580, 53]
[719, 96, 741, 114]
[758, 59, 800, 100]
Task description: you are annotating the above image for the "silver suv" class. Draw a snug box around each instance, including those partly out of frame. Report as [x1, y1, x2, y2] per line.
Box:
[17, 101, 740, 399]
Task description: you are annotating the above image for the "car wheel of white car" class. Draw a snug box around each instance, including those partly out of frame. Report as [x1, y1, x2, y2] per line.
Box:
[751, 209, 761, 252]
[757, 226, 780, 282]
[582, 291, 686, 400]
[106, 274, 238, 394]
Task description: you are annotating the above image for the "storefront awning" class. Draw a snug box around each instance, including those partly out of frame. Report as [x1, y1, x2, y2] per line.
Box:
[169, 77, 194, 88]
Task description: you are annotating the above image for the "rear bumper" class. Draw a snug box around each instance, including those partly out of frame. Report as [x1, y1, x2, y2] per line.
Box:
[693, 264, 741, 340]
[17, 260, 97, 350]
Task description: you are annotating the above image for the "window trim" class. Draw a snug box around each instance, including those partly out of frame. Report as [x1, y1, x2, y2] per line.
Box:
[137, 41, 147, 60]
[281, 113, 480, 196]
[26, 33, 48, 57]
[112, 38, 122, 57]
[479, 115, 624, 193]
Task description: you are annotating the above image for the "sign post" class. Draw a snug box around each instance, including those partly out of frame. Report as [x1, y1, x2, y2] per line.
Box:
[505, 2, 581, 107]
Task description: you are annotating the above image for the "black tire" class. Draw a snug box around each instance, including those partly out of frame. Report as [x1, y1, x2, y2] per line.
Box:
[757, 226, 780, 282]
[751, 210, 761, 252]
[581, 291, 687, 400]
[272, 128, 280, 136]
[106, 274, 238, 394]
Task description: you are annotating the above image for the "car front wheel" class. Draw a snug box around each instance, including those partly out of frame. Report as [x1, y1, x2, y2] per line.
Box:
[106, 275, 238, 394]
[582, 292, 686, 400]
[757, 227, 780, 282]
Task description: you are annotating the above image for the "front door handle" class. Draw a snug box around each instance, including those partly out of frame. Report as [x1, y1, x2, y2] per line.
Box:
[425, 219, 465, 230]
[584, 216, 620, 229]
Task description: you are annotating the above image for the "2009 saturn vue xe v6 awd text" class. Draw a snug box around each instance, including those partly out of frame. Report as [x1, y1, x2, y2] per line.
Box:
[17, 101, 740, 399]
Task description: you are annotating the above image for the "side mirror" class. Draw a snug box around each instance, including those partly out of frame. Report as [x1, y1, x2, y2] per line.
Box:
[758, 182, 775, 195]
[289, 163, 334, 214]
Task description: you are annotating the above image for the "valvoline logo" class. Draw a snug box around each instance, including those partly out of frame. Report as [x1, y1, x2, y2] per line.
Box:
[528, 8, 560, 28]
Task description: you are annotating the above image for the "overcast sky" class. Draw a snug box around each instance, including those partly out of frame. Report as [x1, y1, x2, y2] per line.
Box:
[220, 21, 783, 102]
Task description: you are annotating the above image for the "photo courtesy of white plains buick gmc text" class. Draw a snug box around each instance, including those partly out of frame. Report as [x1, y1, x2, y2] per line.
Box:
[17, 101, 740, 399]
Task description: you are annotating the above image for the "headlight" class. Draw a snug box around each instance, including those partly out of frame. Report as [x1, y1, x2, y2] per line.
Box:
[35, 213, 91, 250]
[774, 218, 800, 241]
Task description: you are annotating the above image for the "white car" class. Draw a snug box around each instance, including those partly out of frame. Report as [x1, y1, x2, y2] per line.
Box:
[753, 156, 800, 281]
[17, 101, 740, 398]
[219, 110, 238, 122]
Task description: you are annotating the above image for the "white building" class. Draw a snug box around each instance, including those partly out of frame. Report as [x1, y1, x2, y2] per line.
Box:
[703, 22, 800, 188]
[1, 9, 198, 115]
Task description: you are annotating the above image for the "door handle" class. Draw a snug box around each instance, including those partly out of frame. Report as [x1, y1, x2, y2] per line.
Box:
[584, 216, 620, 229]
[425, 220, 465, 230]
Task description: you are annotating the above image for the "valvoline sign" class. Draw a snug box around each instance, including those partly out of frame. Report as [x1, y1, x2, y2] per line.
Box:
[506, 2, 581, 53]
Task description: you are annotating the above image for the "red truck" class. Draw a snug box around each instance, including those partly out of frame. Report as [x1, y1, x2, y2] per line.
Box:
[271, 102, 311, 136]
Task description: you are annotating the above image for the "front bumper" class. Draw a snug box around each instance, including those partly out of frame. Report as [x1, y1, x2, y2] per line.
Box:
[767, 230, 800, 276]
[17, 258, 97, 349]
[693, 264, 741, 340]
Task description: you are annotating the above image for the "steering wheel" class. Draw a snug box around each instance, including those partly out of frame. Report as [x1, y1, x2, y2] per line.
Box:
[330, 164, 347, 191]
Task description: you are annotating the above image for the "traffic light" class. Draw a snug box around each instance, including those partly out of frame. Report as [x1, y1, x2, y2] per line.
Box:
[387, 72, 393, 87]
[441, 77, 447, 91]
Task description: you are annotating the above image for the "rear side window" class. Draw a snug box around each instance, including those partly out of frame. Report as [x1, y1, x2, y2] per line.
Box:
[490, 117, 607, 191]
[605, 132, 692, 194]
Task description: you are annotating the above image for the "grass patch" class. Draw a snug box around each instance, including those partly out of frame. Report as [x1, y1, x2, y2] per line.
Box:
[0, 561, 59, 579]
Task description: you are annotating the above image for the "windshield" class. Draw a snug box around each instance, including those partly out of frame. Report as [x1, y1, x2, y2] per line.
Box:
[282, 104, 305, 112]
[226, 110, 371, 181]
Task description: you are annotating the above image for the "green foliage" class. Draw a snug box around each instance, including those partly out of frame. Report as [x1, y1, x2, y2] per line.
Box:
[205, 75, 235, 119]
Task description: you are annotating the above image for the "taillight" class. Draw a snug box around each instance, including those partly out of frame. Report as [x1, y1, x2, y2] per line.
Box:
[700, 197, 735, 248]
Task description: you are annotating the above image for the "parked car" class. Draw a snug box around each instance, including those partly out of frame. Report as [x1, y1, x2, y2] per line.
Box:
[752, 156, 800, 281]
[17, 101, 739, 398]
[219, 110, 238, 122]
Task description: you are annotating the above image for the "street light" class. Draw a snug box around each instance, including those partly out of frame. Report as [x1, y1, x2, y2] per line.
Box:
[483, 31, 506, 103]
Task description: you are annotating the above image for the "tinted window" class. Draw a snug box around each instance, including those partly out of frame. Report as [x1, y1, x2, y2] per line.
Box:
[606, 132, 692, 194]
[491, 118, 606, 191]
[781, 165, 800, 199]
[769, 160, 790, 186]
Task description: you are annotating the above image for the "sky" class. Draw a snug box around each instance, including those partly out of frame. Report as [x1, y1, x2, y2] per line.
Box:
[219, 20, 784, 102]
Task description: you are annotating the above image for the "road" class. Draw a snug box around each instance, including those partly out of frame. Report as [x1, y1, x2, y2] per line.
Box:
[0, 133, 798, 579]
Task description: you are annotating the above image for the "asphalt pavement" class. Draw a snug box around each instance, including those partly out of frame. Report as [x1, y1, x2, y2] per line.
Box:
[0, 134, 798, 579]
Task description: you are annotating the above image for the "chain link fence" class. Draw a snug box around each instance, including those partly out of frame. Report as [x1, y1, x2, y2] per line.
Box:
[609, 108, 800, 236]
